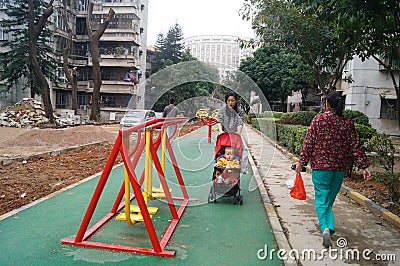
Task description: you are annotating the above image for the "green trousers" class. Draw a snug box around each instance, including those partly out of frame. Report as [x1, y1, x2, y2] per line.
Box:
[312, 170, 345, 235]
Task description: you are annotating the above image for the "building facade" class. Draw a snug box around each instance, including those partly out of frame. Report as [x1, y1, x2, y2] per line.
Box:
[183, 35, 253, 77]
[0, 0, 148, 120]
[338, 56, 399, 135]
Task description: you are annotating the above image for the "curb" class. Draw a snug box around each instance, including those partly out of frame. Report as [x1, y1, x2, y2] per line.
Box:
[244, 139, 298, 266]
[0, 141, 107, 167]
[341, 185, 400, 229]
[247, 125, 400, 230]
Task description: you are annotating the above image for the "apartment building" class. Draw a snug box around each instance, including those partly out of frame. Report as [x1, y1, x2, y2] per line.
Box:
[183, 35, 253, 78]
[338, 56, 399, 135]
[0, 0, 148, 119]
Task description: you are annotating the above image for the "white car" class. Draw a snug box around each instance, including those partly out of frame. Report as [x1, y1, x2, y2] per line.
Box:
[120, 110, 156, 128]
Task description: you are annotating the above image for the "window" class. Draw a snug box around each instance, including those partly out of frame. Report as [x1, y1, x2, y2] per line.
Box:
[379, 56, 400, 70]
[56, 90, 69, 109]
[76, 18, 87, 35]
[380, 97, 398, 120]
[77, 93, 86, 106]
[0, 28, 8, 40]
[76, 0, 86, 11]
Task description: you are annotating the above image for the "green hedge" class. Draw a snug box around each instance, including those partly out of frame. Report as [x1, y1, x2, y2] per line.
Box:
[343, 110, 370, 126]
[355, 123, 377, 144]
[276, 124, 308, 155]
[278, 111, 317, 126]
[250, 110, 376, 157]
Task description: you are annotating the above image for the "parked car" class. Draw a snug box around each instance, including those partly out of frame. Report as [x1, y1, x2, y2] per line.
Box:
[155, 112, 163, 118]
[120, 109, 156, 128]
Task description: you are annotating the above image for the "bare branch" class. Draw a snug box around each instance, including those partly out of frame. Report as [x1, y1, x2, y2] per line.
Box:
[94, 8, 115, 39]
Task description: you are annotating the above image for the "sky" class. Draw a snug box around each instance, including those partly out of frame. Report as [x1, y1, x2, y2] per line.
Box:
[146, 0, 254, 45]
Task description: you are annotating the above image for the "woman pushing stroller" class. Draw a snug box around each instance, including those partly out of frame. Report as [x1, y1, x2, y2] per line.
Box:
[217, 91, 244, 135]
[217, 91, 248, 174]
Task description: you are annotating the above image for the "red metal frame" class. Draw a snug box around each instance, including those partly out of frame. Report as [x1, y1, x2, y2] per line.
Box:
[62, 117, 192, 257]
[200, 117, 218, 143]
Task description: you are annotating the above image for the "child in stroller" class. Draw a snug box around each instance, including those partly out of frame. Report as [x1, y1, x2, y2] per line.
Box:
[208, 132, 243, 205]
[214, 146, 240, 185]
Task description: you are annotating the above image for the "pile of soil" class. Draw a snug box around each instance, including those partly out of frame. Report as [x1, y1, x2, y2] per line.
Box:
[0, 125, 116, 149]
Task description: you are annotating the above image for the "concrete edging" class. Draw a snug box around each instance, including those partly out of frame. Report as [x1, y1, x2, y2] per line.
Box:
[248, 125, 400, 230]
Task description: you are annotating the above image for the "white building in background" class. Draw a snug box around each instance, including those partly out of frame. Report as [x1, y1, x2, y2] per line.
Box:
[183, 35, 253, 77]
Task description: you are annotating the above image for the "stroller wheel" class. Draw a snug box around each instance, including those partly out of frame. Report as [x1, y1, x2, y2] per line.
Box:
[234, 196, 238, 205]
[208, 184, 217, 203]
[239, 195, 243, 205]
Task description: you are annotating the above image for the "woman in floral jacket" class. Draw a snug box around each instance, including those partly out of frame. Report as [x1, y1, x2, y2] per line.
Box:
[295, 91, 371, 248]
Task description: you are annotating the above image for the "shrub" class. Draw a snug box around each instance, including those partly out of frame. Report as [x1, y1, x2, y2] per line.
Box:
[365, 134, 399, 202]
[271, 111, 284, 119]
[278, 112, 298, 125]
[278, 111, 316, 126]
[276, 124, 308, 155]
[343, 110, 370, 126]
[354, 124, 377, 145]
[257, 118, 278, 139]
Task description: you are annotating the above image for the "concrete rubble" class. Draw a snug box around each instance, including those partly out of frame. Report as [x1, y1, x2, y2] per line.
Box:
[0, 98, 84, 127]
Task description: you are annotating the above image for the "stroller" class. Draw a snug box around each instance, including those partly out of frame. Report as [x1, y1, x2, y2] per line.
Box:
[208, 132, 243, 205]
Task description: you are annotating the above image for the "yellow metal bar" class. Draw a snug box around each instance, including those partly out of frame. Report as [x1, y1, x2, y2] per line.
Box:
[161, 127, 166, 173]
[143, 130, 150, 205]
[147, 129, 153, 198]
[124, 167, 135, 225]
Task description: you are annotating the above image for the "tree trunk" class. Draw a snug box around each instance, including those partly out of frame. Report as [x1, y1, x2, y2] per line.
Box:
[62, 0, 78, 113]
[87, 2, 115, 122]
[28, 0, 55, 123]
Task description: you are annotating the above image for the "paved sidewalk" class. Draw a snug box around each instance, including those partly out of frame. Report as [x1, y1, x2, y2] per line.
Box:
[243, 125, 400, 266]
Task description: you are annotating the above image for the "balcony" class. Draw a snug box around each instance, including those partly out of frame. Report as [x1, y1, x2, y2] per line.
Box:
[87, 54, 136, 67]
[99, 30, 139, 43]
[379, 57, 400, 71]
[87, 80, 137, 94]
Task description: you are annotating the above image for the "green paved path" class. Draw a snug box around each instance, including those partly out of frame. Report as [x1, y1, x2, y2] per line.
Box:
[0, 127, 281, 265]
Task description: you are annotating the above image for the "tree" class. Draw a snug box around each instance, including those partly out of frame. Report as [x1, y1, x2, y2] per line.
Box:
[296, 0, 400, 127]
[86, 2, 115, 121]
[61, 0, 78, 113]
[0, 0, 58, 112]
[150, 60, 220, 115]
[28, 0, 56, 123]
[152, 23, 185, 73]
[239, 45, 313, 111]
[241, 0, 356, 95]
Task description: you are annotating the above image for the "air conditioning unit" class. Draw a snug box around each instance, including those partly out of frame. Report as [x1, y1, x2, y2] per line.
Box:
[79, 105, 86, 110]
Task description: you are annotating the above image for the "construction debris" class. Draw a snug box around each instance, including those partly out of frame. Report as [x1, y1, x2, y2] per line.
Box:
[0, 98, 83, 128]
[0, 98, 49, 128]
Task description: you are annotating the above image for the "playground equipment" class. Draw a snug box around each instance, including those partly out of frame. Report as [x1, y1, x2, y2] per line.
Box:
[196, 109, 219, 143]
[62, 116, 193, 257]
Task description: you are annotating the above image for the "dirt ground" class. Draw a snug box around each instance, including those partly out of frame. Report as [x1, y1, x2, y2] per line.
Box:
[0, 120, 203, 216]
[0, 119, 399, 217]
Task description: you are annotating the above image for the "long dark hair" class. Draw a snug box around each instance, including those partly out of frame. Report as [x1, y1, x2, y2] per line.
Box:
[225, 91, 239, 114]
[326, 91, 344, 116]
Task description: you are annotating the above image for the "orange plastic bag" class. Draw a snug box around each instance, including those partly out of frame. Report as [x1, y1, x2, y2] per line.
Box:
[290, 172, 306, 200]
